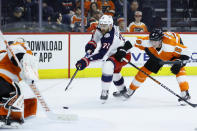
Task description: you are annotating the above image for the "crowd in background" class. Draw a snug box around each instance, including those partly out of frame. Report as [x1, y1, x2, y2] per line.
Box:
[1, 0, 197, 32]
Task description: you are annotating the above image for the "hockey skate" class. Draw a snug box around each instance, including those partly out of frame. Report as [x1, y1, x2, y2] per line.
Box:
[0, 114, 24, 128]
[113, 86, 127, 97]
[122, 89, 135, 100]
[178, 90, 191, 106]
[100, 90, 109, 104]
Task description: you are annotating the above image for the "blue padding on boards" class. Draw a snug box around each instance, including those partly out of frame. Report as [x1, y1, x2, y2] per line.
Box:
[101, 74, 113, 82]
[113, 77, 124, 86]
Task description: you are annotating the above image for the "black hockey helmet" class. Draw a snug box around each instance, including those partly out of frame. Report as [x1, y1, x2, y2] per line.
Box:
[149, 28, 163, 41]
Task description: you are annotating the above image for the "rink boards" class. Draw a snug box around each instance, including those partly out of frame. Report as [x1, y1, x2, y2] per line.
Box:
[4, 32, 197, 79]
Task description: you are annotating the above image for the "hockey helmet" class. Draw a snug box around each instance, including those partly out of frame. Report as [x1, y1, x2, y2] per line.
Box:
[149, 28, 163, 41]
[99, 15, 113, 26]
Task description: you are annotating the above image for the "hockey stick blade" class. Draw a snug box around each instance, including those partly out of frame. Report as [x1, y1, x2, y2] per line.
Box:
[46, 112, 78, 121]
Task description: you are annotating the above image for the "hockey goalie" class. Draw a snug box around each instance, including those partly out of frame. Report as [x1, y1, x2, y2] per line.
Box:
[0, 37, 39, 127]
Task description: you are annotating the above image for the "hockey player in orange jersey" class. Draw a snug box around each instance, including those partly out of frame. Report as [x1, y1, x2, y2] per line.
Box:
[114, 29, 191, 105]
[0, 37, 39, 127]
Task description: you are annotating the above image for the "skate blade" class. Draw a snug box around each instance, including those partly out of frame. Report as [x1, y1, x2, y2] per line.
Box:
[0, 122, 21, 129]
[179, 101, 187, 106]
[101, 99, 107, 104]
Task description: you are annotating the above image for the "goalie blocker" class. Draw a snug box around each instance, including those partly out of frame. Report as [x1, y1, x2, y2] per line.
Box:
[0, 38, 39, 127]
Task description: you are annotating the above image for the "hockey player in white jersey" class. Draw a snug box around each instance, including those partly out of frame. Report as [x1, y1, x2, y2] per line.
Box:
[75, 15, 133, 102]
[0, 37, 39, 128]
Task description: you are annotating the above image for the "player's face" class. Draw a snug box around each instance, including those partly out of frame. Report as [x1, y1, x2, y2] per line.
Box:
[100, 24, 109, 34]
[150, 40, 162, 48]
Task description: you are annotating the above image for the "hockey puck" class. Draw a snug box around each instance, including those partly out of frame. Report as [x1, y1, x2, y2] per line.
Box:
[63, 106, 69, 109]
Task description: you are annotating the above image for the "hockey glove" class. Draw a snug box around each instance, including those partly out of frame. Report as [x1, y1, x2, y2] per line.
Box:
[144, 48, 163, 73]
[75, 57, 90, 70]
[170, 55, 189, 75]
[114, 41, 132, 62]
[85, 40, 97, 55]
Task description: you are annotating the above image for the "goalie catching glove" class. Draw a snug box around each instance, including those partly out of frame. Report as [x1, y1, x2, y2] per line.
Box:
[19, 53, 39, 85]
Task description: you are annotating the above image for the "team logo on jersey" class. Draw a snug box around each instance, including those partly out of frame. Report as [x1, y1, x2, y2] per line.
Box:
[104, 33, 110, 38]
[136, 40, 142, 44]
[175, 47, 182, 53]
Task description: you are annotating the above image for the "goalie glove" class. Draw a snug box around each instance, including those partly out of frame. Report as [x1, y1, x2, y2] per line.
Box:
[19, 53, 39, 85]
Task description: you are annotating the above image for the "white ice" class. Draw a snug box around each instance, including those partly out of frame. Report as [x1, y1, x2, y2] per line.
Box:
[1, 76, 197, 131]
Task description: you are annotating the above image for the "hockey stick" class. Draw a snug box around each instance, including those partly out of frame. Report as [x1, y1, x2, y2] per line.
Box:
[65, 53, 89, 91]
[65, 69, 79, 91]
[0, 31, 77, 121]
[123, 58, 197, 108]
[160, 59, 197, 65]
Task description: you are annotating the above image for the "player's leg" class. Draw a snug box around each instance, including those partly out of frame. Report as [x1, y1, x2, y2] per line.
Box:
[176, 67, 191, 103]
[101, 60, 115, 101]
[110, 53, 131, 97]
[124, 66, 152, 98]
[0, 79, 24, 127]
[112, 73, 127, 97]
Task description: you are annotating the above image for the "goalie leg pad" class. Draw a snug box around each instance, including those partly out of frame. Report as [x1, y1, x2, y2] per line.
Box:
[0, 77, 15, 102]
[24, 98, 37, 118]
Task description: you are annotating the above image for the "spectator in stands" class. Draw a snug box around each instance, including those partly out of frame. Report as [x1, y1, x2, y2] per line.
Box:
[128, 11, 148, 32]
[76, 0, 91, 17]
[97, 0, 115, 16]
[70, 7, 87, 32]
[88, 2, 99, 19]
[114, 0, 125, 18]
[56, 0, 76, 29]
[87, 10, 102, 32]
[117, 17, 127, 32]
[42, 2, 54, 24]
[8, 7, 25, 24]
[57, 0, 76, 15]
[127, 0, 140, 26]
[23, 0, 39, 22]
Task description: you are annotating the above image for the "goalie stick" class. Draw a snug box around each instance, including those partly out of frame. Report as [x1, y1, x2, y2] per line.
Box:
[123, 58, 197, 108]
[0, 31, 77, 121]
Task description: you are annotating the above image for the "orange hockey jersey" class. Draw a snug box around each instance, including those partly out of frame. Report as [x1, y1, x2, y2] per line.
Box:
[134, 32, 191, 61]
[70, 15, 87, 28]
[128, 22, 148, 32]
[0, 41, 32, 84]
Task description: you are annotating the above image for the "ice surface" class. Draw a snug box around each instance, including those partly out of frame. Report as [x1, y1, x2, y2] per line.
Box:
[1, 76, 197, 131]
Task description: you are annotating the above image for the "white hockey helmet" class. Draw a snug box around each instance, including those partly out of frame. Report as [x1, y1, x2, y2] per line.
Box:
[99, 15, 113, 26]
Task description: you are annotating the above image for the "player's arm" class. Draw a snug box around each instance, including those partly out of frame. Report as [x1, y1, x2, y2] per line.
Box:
[134, 36, 151, 50]
[85, 28, 102, 55]
[170, 44, 191, 74]
[76, 28, 103, 70]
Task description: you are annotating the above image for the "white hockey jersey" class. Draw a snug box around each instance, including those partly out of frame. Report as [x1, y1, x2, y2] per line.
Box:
[87, 25, 126, 61]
